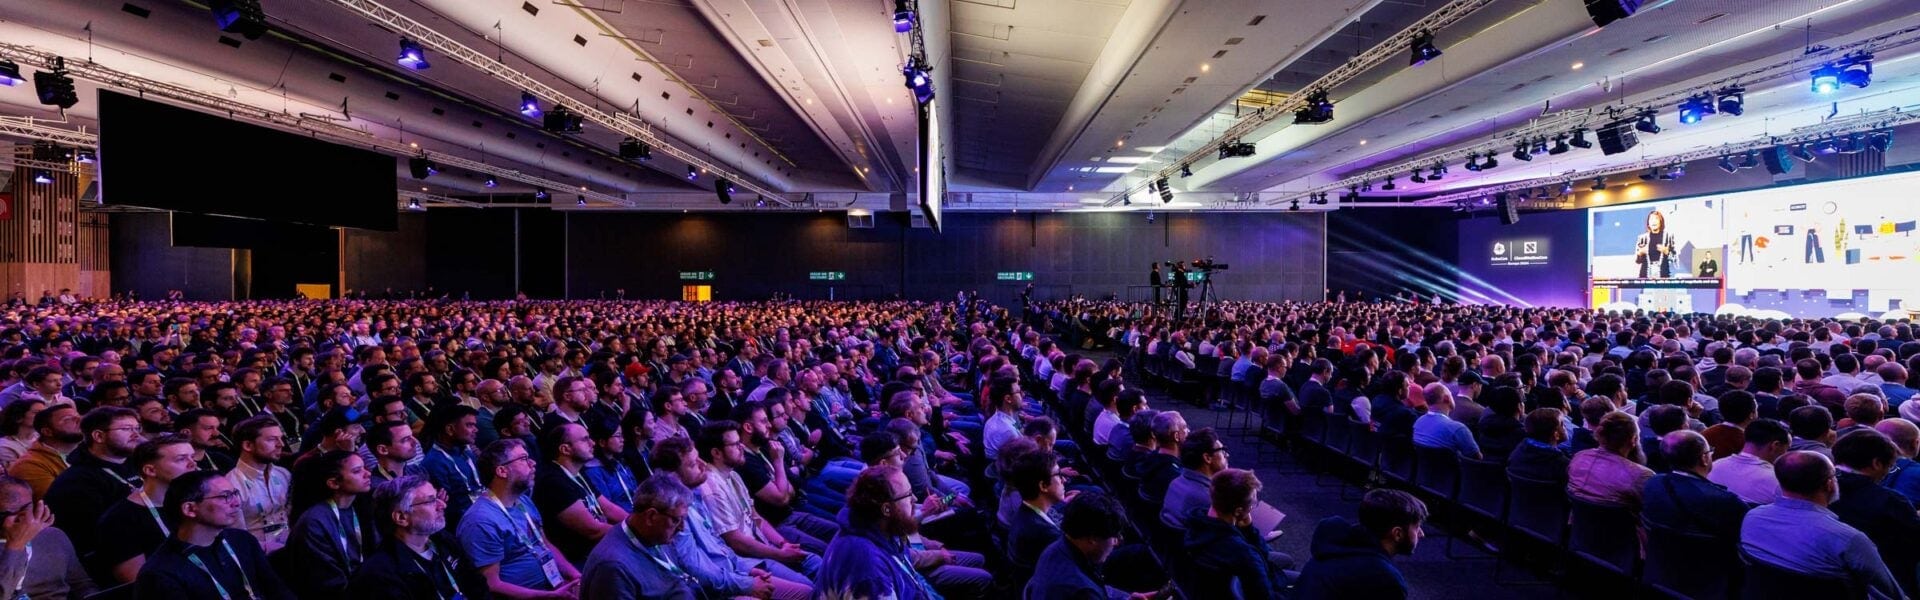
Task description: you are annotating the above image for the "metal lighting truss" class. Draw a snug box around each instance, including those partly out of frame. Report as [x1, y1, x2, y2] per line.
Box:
[1302, 22, 1920, 206]
[1414, 107, 1920, 207]
[325, 0, 794, 207]
[1106, 0, 1500, 206]
[396, 189, 485, 208]
[0, 43, 638, 207]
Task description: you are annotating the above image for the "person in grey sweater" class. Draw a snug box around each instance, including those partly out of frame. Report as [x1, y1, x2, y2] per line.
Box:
[0, 474, 97, 600]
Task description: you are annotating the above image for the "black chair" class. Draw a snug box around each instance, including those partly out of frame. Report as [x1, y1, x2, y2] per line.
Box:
[1449, 455, 1507, 560]
[1413, 445, 1462, 501]
[1740, 551, 1864, 600]
[1499, 472, 1571, 583]
[1643, 521, 1739, 600]
[1567, 496, 1640, 580]
[1378, 438, 1417, 488]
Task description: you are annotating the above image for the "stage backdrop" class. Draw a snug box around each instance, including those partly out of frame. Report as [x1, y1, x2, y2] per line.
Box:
[1455, 209, 1588, 308]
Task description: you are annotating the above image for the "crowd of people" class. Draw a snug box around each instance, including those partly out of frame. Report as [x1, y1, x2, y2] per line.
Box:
[0, 293, 1908, 599]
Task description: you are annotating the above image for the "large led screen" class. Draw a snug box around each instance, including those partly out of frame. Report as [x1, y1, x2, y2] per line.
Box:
[1588, 170, 1920, 317]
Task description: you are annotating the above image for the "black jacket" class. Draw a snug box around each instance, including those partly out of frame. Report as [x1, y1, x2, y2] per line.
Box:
[1640, 471, 1748, 541]
[345, 533, 490, 600]
[1831, 470, 1920, 596]
[1290, 517, 1408, 600]
[1124, 452, 1180, 505]
[1182, 512, 1286, 600]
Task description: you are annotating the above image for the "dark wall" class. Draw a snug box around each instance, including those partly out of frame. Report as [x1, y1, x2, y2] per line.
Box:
[566, 212, 904, 301]
[344, 213, 426, 296]
[109, 212, 233, 300]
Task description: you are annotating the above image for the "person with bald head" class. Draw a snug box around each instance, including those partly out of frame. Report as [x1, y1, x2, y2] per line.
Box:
[1873, 418, 1920, 501]
[1740, 450, 1903, 600]
[1412, 383, 1480, 460]
[1641, 430, 1748, 541]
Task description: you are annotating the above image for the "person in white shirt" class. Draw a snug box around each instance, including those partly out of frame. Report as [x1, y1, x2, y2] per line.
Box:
[225, 415, 293, 552]
[1708, 418, 1789, 505]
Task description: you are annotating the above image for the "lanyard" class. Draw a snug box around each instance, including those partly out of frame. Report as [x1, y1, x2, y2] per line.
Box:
[621, 523, 702, 599]
[483, 493, 547, 548]
[198, 454, 219, 472]
[409, 545, 461, 600]
[139, 489, 172, 536]
[101, 466, 140, 489]
[890, 553, 942, 600]
[435, 447, 481, 489]
[607, 465, 634, 509]
[558, 465, 606, 521]
[185, 540, 260, 600]
[6, 541, 29, 594]
[1025, 502, 1054, 526]
[329, 500, 362, 567]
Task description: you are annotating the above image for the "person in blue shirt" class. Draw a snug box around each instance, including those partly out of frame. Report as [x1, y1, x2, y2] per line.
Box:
[456, 438, 581, 598]
[1291, 489, 1426, 600]
[580, 474, 700, 600]
[1412, 383, 1481, 460]
[1879, 363, 1916, 412]
[1641, 430, 1749, 541]
[815, 465, 943, 600]
[1742, 450, 1903, 600]
[1873, 419, 1920, 502]
[1161, 428, 1227, 529]
[423, 405, 485, 528]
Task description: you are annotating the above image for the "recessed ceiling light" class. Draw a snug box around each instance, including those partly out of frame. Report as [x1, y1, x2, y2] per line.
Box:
[1200, 63, 1211, 73]
[1116, 140, 1125, 148]
[1358, 139, 1367, 145]
[1571, 62, 1585, 70]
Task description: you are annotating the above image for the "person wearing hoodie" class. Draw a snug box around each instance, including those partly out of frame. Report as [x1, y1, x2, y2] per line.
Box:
[814, 465, 944, 600]
[1025, 492, 1155, 600]
[1180, 469, 1292, 600]
[1290, 489, 1428, 600]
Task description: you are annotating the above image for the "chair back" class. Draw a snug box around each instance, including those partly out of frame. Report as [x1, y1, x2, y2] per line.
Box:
[1324, 412, 1352, 455]
[1644, 520, 1738, 599]
[1741, 551, 1864, 600]
[1346, 420, 1381, 470]
[1379, 438, 1418, 485]
[1302, 411, 1330, 446]
[1504, 472, 1569, 546]
[1413, 445, 1462, 500]
[1567, 495, 1640, 578]
[1455, 455, 1508, 521]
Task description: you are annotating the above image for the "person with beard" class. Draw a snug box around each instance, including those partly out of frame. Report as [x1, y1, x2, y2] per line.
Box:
[1025, 492, 1153, 600]
[44, 406, 143, 568]
[711, 369, 748, 422]
[815, 465, 945, 600]
[696, 420, 823, 578]
[732, 401, 839, 549]
[225, 416, 292, 552]
[94, 433, 196, 584]
[579, 474, 700, 600]
[366, 420, 424, 486]
[129, 396, 173, 439]
[532, 422, 628, 565]
[173, 408, 236, 473]
[650, 436, 804, 599]
[422, 405, 484, 528]
[260, 377, 304, 455]
[1290, 489, 1427, 599]
[6, 403, 82, 499]
[347, 476, 489, 600]
[457, 438, 581, 598]
[283, 450, 377, 600]
[134, 469, 294, 600]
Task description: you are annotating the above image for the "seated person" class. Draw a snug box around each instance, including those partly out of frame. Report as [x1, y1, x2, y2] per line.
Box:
[1161, 428, 1227, 529]
[1828, 429, 1920, 597]
[1291, 489, 1427, 600]
[1411, 385, 1479, 460]
[1181, 469, 1292, 600]
[1124, 412, 1184, 506]
[1741, 451, 1902, 600]
[1507, 408, 1571, 483]
[1005, 449, 1066, 586]
[1710, 418, 1791, 505]
[1567, 411, 1654, 510]
[134, 470, 295, 599]
[1641, 430, 1748, 541]
[1025, 492, 1148, 600]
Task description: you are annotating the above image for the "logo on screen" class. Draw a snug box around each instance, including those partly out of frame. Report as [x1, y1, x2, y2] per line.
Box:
[1523, 241, 1539, 254]
[1493, 242, 1507, 256]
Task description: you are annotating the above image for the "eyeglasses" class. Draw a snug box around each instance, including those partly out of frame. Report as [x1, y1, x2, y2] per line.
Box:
[1209, 446, 1228, 454]
[890, 490, 916, 504]
[500, 455, 534, 468]
[191, 490, 242, 503]
[411, 489, 450, 508]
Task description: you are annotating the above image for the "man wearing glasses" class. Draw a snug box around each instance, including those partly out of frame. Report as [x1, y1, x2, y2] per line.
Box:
[580, 476, 702, 600]
[816, 465, 946, 600]
[348, 476, 487, 600]
[0, 474, 96, 600]
[456, 438, 581, 599]
[45, 406, 144, 572]
[133, 469, 294, 599]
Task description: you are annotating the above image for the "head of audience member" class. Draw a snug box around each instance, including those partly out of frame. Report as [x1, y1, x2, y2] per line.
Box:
[1128, 409, 1160, 450]
[479, 438, 535, 495]
[846, 465, 917, 537]
[1719, 391, 1757, 428]
[33, 403, 80, 448]
[1152, 411, 1188, 451]
[696, 420, 746, 471]
[429, 404, 480, 450]
[1875, 419, 1920, 460]
[1833, 428, 1898, 482]
[1844, 394, 1886, 428]
[859, 432, 904, 468]
[1739, 418, 1792, 463]
[1359, 488, 1428, 557]
[1525, 408, 1566, 446]
[1009, 449, 1064, 507]
[626, 475, 694, 546]
[372, 475, 447, 540]
[1594, 411, 1644, 464]
[162, 470, 242, 539]
[1775, 450, 1839, 506]
[290, 449, 371, 518]
[1662, 430, 1713, 478]
[1788, 405, 1837, 446]
[83, 406, 141, 459]
[1645, 405, 1686, 438]
[233, 415, 285, 465]
[887, 418, 925, 458]
[651, 436, 707, 489]
[1179, 428, 1229, 476]
[132, 433, 196, 493]
[1208, 468, 1261, 528]
[1058, 491, 1130, 566]
[366, 420, 420, 467]
[1421, 383, 1454, 416]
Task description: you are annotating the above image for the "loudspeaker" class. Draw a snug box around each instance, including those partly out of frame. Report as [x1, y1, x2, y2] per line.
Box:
[1156, 177, 1173, 203]
[1497, 193, 1519, 225]
[1597, 124, 1638, 156]
[1584, 0, 1642, 27]
[714, 178, 733, 204]
[1761, 146, 1793, 175]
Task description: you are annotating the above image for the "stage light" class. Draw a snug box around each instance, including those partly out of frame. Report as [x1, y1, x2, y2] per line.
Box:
[1739, 151, 1760, 169]
[1677, 93, 1714, 124]
[902, 60, 935, 105]
[543, 105, 584, 133]
[1345, 185, 1360, 201]
[1293, 89, 1334, 124]
[1532, 137, 1549, 155]
[1868, 130, 1894, 153]
[1639, 167, 1659, 181]
[1180, 164, 1192, 178]
[1716, 86, 1745, 116]
[1790, 143, 1816, 162]
[892, 0, 915, 33]
[1288, 200, 1301, 211]
[1815, 137, 1842, 155]
[1382, 176, 1396, 191]
[1811, 64, 1841, 94]
[1121, 192, 1131, 206]
[407, 198, 423, 211]
[33, 57, 78, 109]
[1590, 177, 1607, 191]
[1634, 109, 1661, 134]
[619, 137, 653, 161]
[686, 166, 700, 180]
[483, 176, 498, 189]
[1360, 180, 1372, 192]
[74, 150, 95, 164]
[1838, 52, 1873, 89]
[1717, 155, 1738, 173]
[1548, 134, 1571, 155]
[1409, 30, 1443, 67]
[1569, 128, 1593, 149]
[32, 171, 51, 185]
[1561, 181, 1574, 195]
[397, 39, 429, 69]
[1409, 169, 1426, 184]
[1218, 142, 1257, 159]
[576, 195, 587, 207]
[1511, 143, 1532, 162]
[1661, 164, 1685, 180]
[408, 156, 438, 179]
[0, 60, 21, 87]
[1838, 133, 1866, 154]
[1479, 154, 1498, 170]
[1156, 177, 1173, 203]
[210, 0, 268, 40]
[1464, 153, 1482, 172]
[1429, 162, 1446, 180]
[519, 92, 542, 118]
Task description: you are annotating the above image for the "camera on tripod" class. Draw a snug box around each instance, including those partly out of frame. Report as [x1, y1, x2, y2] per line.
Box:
[1192, 257, 1229, 271]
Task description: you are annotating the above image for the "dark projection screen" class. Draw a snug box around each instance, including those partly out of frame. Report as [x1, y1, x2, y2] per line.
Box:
[96, 90, 398, 231]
